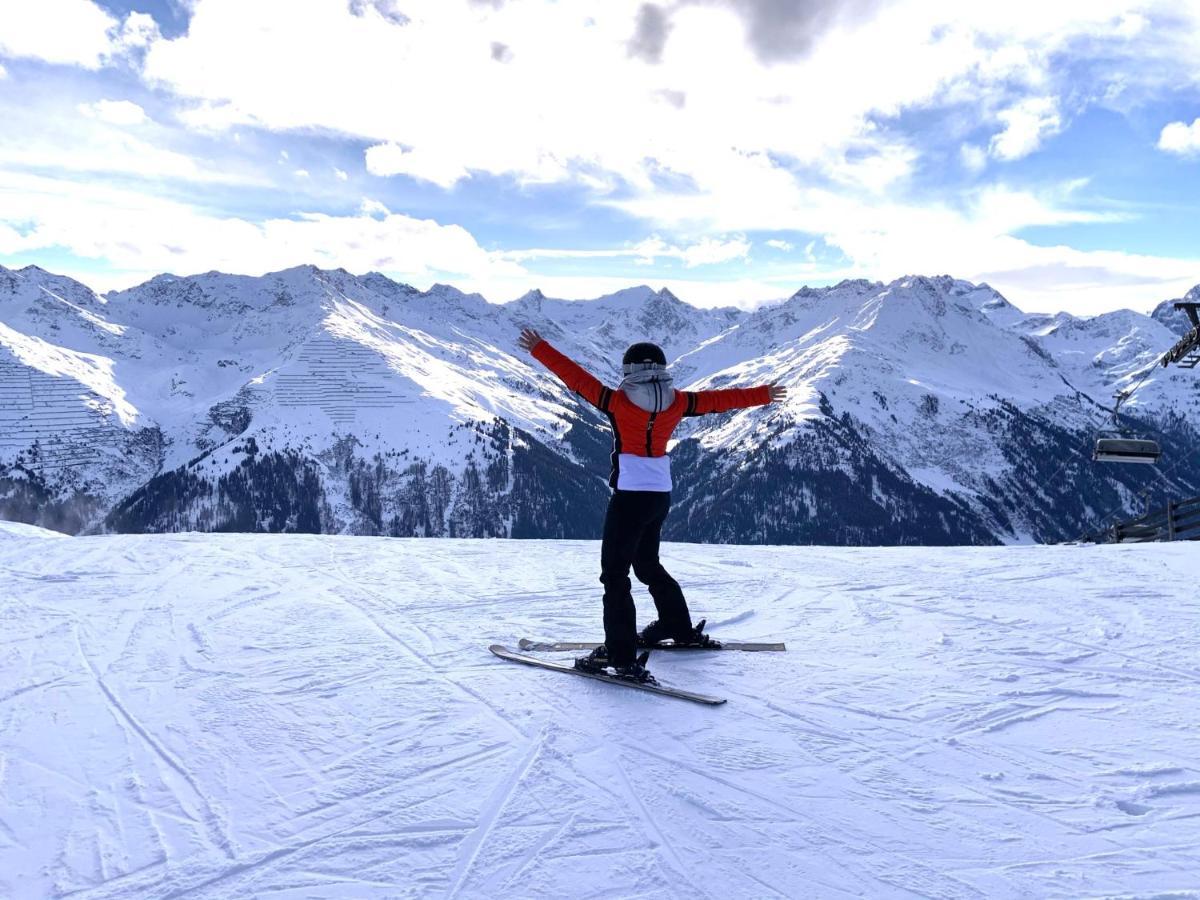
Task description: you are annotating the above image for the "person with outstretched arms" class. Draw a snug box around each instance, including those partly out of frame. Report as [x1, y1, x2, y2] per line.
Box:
[518, 327, 787, 684]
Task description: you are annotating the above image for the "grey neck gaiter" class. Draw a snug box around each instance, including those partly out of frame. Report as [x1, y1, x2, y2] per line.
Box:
[619, 365, 675, 413]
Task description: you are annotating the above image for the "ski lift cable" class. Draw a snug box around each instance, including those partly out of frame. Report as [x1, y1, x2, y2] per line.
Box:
[1091, 358, 1165, 465]
[1037, 426, 1105, 503]
[1033, 360, 1159, 501]
[1108, 356, 1160, 424]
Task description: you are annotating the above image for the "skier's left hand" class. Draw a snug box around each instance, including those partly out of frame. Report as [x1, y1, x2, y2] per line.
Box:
[518, 328, 543, 352]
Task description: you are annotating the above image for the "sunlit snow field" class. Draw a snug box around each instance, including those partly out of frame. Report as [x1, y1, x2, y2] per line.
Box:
[2, 524, 1199, 898]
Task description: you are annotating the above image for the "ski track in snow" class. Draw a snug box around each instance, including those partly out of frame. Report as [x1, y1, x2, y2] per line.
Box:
[2, 530, 1200, 898]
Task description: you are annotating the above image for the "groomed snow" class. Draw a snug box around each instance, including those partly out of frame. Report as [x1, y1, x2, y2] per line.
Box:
[0, 521, 69, 540]
[2, 533, 1199, 897]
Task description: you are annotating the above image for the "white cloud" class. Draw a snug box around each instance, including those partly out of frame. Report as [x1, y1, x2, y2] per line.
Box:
[502, 235, 750, 268]
[135, 0, 1190, 201]
[960, 143, 987, 173]
[0, 1, 158, 72]
[111, 11, 160, 54]
[294, 168, 310, 178]
[766, 239, 793, 251]
[607, 174, 1190, 313]
[78, 99, 148, 125]
[1158, 118, 1200, 157]
[0, 63, 7, 79]
[678, 235, 752, 267]
[365, 142, 469, 189]
[176, 101, 246, 132]
[0, 111, 254, 184]
[0, 170, 526, 287]
[1114, 12, 1148, 39]
[989, 96, 1062, 161]
[0, 0, 117, 68]
[8, 0, 1200, 315]
[971, 181, 1119, 233]
[827, 143, 918, 193]
[2, 164, 1192, 315]
[485, 274, 787, 309]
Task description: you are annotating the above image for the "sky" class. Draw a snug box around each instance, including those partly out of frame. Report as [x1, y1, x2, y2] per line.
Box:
[1, 0, 1199, 314]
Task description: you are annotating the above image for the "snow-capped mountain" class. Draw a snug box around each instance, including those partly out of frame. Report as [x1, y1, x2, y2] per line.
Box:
[663, 275, 1199, 543]
[2, 263, 1198, 543]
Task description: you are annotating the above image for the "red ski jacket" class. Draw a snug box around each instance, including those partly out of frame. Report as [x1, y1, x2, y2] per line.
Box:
[531, 339, 772, 490]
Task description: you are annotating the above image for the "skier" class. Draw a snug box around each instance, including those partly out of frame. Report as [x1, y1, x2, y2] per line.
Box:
[518, 327, 787, 684]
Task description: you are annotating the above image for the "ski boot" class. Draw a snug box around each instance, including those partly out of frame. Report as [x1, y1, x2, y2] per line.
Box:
[574, 644, 611, 674]
[638, 618, 722, 649]
[613, 651, 657, 684]
[575, 646, 657, 684]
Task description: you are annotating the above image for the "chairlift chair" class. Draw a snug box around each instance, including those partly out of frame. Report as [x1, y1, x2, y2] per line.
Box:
[1093, 434, 1161, 465]
[1092, 388, 1162, 465]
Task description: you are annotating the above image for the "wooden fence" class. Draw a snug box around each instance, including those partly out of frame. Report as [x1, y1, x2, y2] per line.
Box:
[1082, 495, 1200, 543]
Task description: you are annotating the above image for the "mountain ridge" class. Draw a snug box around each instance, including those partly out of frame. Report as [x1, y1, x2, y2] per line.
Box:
[2, 263, 1199, 543]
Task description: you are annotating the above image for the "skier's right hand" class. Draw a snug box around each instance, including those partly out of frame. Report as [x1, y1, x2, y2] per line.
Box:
[768, 384, 788, 402]
[518, 328, 543, 352]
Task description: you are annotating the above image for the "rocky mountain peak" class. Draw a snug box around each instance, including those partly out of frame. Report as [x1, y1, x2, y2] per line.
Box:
[358, 272, 421, 299]
[0, 264, 21, 296]
[637, 287, 694, 336]
[832, 278, 884, 293]
[0, 264, 107, 312]
[1151, 284, 1200, 336]
[514, 288, 546, 309]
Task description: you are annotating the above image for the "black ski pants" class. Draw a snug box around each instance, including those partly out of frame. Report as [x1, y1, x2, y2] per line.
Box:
[599, 489, 691, 666]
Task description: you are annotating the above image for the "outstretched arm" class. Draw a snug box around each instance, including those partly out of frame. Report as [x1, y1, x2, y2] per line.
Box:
[683, 382, 787, 416]
[519, 328, 611, 411]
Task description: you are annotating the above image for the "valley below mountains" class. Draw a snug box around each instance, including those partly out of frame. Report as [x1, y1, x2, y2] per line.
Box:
[2, 263, 1198, 545]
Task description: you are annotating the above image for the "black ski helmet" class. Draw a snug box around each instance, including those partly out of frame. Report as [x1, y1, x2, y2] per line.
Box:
[622, 342, 666, 367]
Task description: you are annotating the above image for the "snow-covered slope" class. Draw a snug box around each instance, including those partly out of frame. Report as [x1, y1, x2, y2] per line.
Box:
[1, 264, 1198, 543]
[0, 519, 67, 540]
[3, 531, 1199, 897]
[0, 266, 164, 531]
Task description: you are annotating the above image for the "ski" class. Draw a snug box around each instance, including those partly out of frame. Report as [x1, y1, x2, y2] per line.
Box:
[518, 638, 786, 653]
[489, 644, 726, 706]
